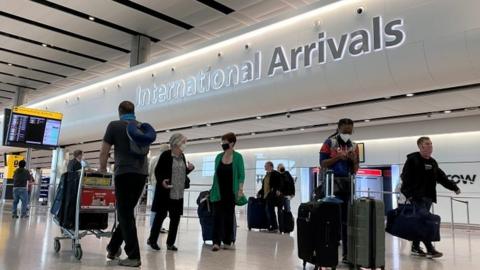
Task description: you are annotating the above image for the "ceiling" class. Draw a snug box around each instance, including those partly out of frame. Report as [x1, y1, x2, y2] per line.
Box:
[0, 0, 319, 108]
[1, 0, 480, 169]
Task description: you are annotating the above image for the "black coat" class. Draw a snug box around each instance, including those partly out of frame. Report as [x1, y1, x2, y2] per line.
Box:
[279, 171, 295, 196]
[151, 150, 193, 212]
[401, 152, 459, 203]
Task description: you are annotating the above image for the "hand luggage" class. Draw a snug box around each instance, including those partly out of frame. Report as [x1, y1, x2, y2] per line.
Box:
[347, 176, 386, 269]
[197, 191, 236, 243]
[297, 169, 341, 269]
[51, 172, 67, 218]
[386, 203, 441, 242]
[247, 197, 269, 230]
[278, 208, 294, 233]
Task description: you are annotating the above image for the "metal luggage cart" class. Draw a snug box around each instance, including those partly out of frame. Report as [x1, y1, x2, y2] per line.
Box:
[53, 168, 116, 260]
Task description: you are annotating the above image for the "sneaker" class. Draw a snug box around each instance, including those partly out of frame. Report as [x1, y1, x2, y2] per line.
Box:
[147, 240, 161, 251]
[167, 245, 178, 251]
[411, 246, 427, 257]
[118, 258, 141, 267]
[223, 243, 235, 250]
[106, 248, 122, 261]
[426, 249, 443, 259]
[212, 244, 220, 252]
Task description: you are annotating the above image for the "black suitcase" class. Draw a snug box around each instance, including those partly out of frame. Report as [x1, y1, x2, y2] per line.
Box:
[247, 197, 269, 230]
[278, 208, 294, 233]
[197, 191, 237, 243]
[297, 169, 341, 269]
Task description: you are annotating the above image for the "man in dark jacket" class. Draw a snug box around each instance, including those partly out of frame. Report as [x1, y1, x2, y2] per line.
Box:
[401, 136, 461, 259]
[257, 161, 283, 232]
[277, 163, 295, 212]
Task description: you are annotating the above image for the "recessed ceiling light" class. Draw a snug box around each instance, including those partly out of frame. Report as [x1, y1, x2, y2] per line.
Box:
[7, 63, 12, 66]
[42, 44, 47, 47]
[364, 119, 370, 122]
[256, 116, 262, 120]
[166, 129, 170, 133]
[406, 93, 414, 97]
[300, 128, 305, 131]
[251, 132, 256, 135]
[88, 16, 95, 21]
[210, 137, 215, 140]
[206, 123, 212, 127]
[321, 106, 327, 110]
[444, 110, 451, 114]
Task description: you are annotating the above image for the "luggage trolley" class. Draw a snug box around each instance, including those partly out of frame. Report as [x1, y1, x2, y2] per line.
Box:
[53, 168, 116, 260]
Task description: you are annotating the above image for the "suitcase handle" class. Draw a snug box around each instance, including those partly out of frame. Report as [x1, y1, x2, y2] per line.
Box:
[324, 169, 335, 198]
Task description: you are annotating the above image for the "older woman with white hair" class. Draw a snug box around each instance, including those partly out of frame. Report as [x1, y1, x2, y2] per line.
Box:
[147, 133, 194, 251]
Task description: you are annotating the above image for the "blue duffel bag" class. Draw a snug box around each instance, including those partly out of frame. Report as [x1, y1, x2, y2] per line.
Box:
[386, 203, 441, 242]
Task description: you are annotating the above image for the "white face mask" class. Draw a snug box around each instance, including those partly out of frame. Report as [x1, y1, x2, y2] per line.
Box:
[339, 133, 351, 142]
[80, 160, 87, 167]
[179, 143, 187, 152]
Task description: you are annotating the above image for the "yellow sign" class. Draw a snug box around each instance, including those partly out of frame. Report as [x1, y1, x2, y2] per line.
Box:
[13, 106, 63, 120]
[5, 155, 24, 179]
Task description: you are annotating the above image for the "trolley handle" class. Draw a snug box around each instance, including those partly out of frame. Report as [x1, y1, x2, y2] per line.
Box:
[74, 167, 86, 242]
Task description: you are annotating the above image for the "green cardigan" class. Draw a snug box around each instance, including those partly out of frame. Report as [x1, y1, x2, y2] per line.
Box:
[209, 151, 245, 203]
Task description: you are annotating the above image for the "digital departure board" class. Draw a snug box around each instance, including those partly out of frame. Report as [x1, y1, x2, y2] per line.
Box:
[3, 107, 63, 150]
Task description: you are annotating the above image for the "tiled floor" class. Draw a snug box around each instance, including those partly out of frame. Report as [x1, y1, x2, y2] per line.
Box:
[1, 205, 479, 270]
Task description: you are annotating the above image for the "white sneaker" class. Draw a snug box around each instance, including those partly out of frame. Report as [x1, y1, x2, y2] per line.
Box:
[223, 243, 235, 250]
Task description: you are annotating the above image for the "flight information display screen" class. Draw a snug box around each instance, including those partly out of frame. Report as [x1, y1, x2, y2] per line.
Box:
[3, 107, 63, 150]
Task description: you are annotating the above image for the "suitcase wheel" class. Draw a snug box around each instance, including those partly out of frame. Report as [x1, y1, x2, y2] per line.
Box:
[53, 238, 61, 253]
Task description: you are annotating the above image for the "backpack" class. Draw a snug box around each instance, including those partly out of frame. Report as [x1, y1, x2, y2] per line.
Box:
[126, 121, 157, 156]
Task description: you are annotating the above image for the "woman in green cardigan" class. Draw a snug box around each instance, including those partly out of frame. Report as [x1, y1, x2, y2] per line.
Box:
[210, 132, 245, 251]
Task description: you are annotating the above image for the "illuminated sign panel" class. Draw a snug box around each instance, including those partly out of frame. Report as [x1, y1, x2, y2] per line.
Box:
[136, 16, 405, 108]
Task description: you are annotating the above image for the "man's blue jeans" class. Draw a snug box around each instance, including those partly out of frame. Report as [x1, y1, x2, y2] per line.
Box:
[13, 187, 28, 216]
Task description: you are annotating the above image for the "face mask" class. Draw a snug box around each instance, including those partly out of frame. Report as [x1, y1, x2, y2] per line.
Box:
[222, 143, 230, 151]
[179, 143, 186, 152]
[81, 160, 87, 167]
[279, 168, 286, 173]
[339, 133, 351, 142]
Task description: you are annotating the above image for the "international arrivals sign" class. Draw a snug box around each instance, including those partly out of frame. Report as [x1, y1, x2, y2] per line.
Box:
[136, 16, 405, 108]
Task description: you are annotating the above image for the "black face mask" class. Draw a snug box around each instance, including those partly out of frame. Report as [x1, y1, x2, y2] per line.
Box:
[279, 168, 285, 173]
[221, 143, 230, 151]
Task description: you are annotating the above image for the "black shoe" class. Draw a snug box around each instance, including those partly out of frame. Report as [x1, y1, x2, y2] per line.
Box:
[118, 258, 141, 267]
[411, 246, 427, 257]
[12, 215, 19, 219]
[106, 247, 122, 261]
[341, 255, 350, 265]
[147, 239, 161, 251]
[426, 249, 443, 259]
[167, 245, 178, 251]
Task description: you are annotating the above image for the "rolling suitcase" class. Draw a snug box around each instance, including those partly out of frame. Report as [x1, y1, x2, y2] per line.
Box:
[247, 197, 269, 230]
[278, 208, 294, 233]
[297, 169, 341, 269]
[197, 191, 236, 243]
[347, 177, 385, 269]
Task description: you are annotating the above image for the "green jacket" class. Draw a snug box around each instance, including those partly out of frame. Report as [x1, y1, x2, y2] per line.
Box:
[210, 151, 245, 203]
